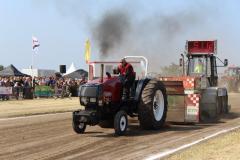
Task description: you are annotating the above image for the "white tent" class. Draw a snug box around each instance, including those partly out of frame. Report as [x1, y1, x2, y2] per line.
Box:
[66, 62, 77, 74]
[22, 68, 56, 77]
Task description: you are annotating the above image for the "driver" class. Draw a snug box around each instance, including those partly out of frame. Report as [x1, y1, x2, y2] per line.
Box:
[117, 58, 135, 100]
[194, 59, 204, 73]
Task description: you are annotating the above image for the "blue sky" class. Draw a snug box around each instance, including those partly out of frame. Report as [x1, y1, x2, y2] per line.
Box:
[0, 0, 240, 72]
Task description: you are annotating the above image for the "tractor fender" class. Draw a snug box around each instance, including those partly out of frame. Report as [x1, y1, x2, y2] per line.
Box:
[134, 78, 151, 102]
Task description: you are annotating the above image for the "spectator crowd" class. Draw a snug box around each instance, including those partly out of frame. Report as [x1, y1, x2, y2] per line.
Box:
[0, 76, 87, 101]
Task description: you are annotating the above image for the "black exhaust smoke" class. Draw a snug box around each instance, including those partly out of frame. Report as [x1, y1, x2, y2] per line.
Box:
[51, 1, 221, 72]
[92, 10, 131, 56]
[90, 8, 205, 65]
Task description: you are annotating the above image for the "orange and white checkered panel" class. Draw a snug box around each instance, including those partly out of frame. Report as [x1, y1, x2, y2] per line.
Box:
[187, 94, 200, 107]
[183, 78, 195, 89]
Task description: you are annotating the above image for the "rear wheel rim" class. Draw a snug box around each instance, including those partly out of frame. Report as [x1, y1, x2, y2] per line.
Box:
[120, 116, 127, 131]
[153, 90, 164, 121]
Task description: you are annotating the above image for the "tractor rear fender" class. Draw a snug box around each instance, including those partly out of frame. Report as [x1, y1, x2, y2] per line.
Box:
[134, 78, 151, 102]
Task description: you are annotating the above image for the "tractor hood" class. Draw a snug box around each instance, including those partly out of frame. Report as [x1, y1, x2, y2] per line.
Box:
[79, 76, 123, 103]
[87, 76, 122, 85]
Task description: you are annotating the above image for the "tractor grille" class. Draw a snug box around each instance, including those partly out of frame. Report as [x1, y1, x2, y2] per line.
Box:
[80, 85, 98, 97]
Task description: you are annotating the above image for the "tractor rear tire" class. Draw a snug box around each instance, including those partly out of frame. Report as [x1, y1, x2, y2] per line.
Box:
[138, 79, 167, 130]
[217, 96, 222, 115]
[222, 95, 229, 114]
[72, 115, 86, 134]
[114, 110, 128, 136]
[200, 96, 220, 123]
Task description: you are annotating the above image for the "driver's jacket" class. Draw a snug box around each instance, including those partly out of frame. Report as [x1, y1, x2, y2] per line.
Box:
[194, 64, 203, 73]
[118, 63, 135, 79]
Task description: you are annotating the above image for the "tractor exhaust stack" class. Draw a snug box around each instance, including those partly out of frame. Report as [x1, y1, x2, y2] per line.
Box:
[181, 53, 185, 75]
[100, 64, 104, 83]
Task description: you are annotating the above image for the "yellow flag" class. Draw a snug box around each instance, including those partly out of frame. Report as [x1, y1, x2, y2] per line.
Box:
[84, 39, 91, 63]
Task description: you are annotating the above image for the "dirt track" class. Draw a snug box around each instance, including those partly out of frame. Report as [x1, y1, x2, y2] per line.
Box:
[0, 93, 240, 160]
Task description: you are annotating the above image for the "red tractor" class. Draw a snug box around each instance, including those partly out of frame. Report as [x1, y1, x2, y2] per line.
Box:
[220, 66, 240, 92]
[72, 56, 168, 135]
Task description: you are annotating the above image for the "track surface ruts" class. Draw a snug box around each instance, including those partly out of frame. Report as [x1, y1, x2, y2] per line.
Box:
[0, 93, 239, 160]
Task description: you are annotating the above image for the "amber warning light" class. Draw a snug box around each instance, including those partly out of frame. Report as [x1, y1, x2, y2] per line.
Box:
[187, 41, 216, 54]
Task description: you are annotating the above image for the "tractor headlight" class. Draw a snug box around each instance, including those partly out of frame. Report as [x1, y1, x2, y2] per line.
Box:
[98, 100, 103, 106]
[90, 98, 97, 103]
[81, 97, 87, 104]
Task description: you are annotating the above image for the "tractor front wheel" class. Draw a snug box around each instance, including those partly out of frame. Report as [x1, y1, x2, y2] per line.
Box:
[72, 115, 86, 134]
[114, 110, 128, 136]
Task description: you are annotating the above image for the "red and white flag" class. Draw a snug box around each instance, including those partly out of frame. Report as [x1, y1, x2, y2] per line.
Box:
[32, 36, 40, 50]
